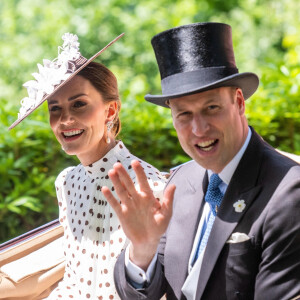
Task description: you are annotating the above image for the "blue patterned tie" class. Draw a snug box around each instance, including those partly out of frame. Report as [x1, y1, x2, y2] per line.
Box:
[194, 174, 223, 262]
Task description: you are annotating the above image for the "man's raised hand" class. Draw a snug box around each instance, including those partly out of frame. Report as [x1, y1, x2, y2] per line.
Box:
[102, 160, 176, 270]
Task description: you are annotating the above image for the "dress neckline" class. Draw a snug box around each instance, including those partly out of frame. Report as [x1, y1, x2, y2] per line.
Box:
[82, 141, 131, 179]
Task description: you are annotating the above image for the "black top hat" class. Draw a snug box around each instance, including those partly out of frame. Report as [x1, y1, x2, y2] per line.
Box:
[145, 22, 259, 107]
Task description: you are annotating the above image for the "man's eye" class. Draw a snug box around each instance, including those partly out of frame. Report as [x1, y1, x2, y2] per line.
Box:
[207, 105, 219, 110]
[178, 111, 191, 117]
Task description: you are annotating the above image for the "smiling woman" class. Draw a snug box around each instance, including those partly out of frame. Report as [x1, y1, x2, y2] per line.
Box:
[8, 33, 166, 299]
[48, 64, 120, 165]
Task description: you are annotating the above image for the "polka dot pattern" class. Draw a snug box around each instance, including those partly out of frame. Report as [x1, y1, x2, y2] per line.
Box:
[45, 141, 166, 299]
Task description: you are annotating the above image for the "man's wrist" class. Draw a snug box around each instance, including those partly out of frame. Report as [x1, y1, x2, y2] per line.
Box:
[129, 242, 158, 271]
[125, 246, 158, 287]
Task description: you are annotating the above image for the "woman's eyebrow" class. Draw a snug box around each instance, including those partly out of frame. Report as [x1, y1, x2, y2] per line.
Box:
[68, 93, 87, 101]
[48, 93, 88, 105]
[48, 99, 58, 105]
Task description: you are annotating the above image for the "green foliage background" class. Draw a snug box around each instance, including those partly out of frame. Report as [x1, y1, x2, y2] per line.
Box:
[1, 0, 300, 242]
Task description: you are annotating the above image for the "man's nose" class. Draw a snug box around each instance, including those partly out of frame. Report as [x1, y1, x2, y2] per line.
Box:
[192, 115, 209, 135]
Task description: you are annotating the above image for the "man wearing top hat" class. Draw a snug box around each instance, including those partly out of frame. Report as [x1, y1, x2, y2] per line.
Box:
[102, 22, 300, 299]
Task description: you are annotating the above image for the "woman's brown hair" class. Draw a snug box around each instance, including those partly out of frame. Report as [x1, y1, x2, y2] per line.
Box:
[78, 61, 121, 136]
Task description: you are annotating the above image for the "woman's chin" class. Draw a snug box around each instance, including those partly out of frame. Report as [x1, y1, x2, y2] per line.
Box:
[61, 146, 78, 156]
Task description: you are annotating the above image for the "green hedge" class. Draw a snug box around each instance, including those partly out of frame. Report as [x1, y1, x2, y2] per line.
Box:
[1, 0, 300, 242]
[0, 102, 78, 242]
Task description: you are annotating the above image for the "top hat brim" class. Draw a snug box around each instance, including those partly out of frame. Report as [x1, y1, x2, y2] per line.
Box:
[9, 33, 124, 130]
[145, 72, 259, 108]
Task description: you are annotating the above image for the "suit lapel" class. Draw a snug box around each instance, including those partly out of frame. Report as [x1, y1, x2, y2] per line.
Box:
[196, 130, 264, 299]
[165, 162, 207, 299]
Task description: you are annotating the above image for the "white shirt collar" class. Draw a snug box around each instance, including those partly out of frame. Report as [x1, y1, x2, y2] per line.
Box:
[208, 127, 252, 186]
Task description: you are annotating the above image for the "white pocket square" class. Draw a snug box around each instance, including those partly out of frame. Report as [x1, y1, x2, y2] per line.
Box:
[226, 232, 250, 243]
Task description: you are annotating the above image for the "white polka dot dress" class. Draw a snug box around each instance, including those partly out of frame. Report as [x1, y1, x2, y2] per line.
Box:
[45, 141, 166, 300]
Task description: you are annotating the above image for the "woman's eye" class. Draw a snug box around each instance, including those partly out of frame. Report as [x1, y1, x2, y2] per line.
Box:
[73, 101, 86, 108]
[49, 105, 61, 112]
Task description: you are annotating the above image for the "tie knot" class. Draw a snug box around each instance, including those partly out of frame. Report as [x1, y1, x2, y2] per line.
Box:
[205, 173, 223, 215]
[209, 173, 222, 190]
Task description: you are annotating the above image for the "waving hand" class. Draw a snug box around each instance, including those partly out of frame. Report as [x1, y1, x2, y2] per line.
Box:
[102, 160, 176, 270]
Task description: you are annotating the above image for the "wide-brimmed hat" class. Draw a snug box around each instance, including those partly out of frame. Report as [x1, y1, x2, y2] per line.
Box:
[145, 22, 259, 107]
[9, 32, 124, 130]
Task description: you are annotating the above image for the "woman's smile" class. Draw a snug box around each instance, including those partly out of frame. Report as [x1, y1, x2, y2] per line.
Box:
[61, 129, 85, 141]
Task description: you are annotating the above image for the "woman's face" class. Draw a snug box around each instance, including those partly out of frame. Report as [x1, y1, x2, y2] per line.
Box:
[48, 75, 117, 165]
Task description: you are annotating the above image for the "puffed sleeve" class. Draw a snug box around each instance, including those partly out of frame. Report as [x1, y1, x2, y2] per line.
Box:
[55, 167, 75, 225]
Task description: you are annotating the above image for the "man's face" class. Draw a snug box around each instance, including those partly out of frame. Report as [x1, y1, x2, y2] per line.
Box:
[169, 87, 248, 173]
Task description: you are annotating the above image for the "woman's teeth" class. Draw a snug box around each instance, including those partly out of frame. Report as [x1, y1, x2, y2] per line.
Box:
[63, 130, 84, 137]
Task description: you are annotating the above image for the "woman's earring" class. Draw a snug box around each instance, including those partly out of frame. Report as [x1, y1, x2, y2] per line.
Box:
[106, 121, 113, 143]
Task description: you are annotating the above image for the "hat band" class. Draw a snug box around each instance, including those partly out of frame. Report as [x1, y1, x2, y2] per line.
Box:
[67, 55, 88, 72]
[161, 66, 238, 95]
[75, 55, 88, 67]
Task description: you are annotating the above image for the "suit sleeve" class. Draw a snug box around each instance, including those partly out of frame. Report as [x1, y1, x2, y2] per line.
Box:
[255, 166, 300, 299]
[112, 164, 186, 299]
[114, 247, 168, 300]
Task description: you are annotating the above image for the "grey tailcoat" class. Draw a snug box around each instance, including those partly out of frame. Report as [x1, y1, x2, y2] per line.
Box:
[114, 129, 300, 299]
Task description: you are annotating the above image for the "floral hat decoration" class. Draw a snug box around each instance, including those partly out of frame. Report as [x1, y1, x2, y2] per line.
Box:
[9, 32, 124, 130]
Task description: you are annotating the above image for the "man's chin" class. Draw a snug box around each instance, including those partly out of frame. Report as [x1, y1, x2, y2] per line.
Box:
[192, 156, 222, 173]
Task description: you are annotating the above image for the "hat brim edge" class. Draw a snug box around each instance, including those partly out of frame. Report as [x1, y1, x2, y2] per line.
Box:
[145, 72, 259, 108]
[9, 33, 125, 130]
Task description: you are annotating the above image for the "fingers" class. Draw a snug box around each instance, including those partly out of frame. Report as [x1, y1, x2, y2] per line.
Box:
[111, 162, 140, 199]
[160, 184, 176, 217]
[106, 167, 136, 208]
[109, 160, 154, 200]
[104, 160, 168, 216]
[101, 186, 121, 215]
[131, 160, 152, 193]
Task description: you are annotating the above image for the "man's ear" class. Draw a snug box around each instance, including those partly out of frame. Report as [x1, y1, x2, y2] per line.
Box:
[235, 88, 245, 115]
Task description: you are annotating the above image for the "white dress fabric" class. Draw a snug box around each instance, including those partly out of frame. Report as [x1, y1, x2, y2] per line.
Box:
[46, 141, 166, 300]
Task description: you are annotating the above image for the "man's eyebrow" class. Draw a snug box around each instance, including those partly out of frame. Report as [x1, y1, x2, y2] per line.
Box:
[48, 93, 88, 105]
[204, 98, 219, 105]
[170, 101, 191, 112]
[171, 94, 221, 111]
